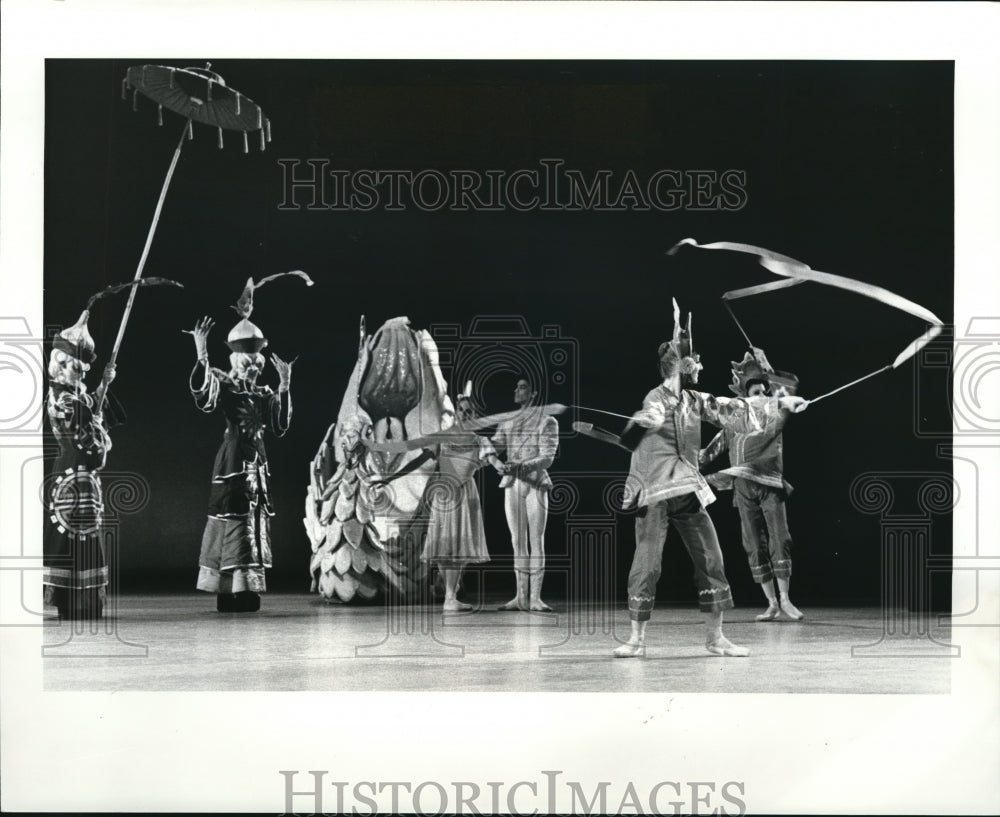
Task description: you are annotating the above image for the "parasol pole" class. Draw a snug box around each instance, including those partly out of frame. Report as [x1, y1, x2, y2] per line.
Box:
[97, 118, 190, 412]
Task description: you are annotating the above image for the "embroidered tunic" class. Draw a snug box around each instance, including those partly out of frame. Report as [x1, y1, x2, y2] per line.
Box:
[191, 363, 291, 594]
[700, 397, 796, 584]
[43, 383, 113, 603]
[491, 408, 559, 491]
[623, 386, 758, 510]
[700, 396, 792, 494]
[621, 384, 784, 618]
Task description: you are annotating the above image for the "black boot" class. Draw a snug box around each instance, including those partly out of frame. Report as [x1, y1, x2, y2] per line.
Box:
[234, 591, 261, 612]
[216, 593, 238, 612]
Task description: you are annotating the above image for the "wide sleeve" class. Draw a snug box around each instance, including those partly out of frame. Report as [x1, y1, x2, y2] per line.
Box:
[521, 416, 559, 471]
[700, 429, 728, 466]
[630, 389, 668, 430]
[690, 391, 757, 432]
[269, 387, 292, 438]
[490, 422, 508, 457]
[49, 390, 111, 457]
[190, 361, 222, 413]
[477, 434, 497, 461]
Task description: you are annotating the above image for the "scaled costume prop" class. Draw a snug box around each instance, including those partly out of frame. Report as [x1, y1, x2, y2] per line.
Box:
[189, 273, 309, 611]
[306, 316, 455, 603]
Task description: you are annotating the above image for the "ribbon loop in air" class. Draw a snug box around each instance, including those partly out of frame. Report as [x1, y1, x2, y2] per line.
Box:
[668, 238, 944, 379]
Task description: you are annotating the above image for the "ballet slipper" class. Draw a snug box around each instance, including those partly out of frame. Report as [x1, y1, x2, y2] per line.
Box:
[706, 636, 750, 657]
[612, 640, 645, 658]
[779, 599, 804, 620]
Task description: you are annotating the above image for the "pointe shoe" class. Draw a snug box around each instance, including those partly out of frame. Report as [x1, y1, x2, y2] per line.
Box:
[498, 597, 528, 611]
[779, 599, 804, 620]
[755, 603, 780, 621]
[528, 599, 553, 612]
[613, 640, 645, 658]
[706, 636, 750, 657]
[443, 599, 473, 612]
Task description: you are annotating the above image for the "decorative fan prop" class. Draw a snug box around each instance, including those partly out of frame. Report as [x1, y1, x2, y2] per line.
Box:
[97, 63, 270, 414]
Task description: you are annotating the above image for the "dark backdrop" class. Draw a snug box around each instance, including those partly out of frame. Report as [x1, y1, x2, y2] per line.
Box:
[43, 59, 953, 606]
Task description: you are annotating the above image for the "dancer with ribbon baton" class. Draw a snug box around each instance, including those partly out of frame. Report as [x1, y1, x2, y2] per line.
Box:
[360, 390, 568, 612]
[699, 347, 805, 622]
[361, 382, 510, 613]
[666, 238, 944, 405]
[574, 300, 808, 658]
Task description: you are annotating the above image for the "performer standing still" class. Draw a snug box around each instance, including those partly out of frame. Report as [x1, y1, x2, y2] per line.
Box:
[700, 348, 804, 621]
[43, 311, 118, 621]
[492, 377, 559, 612]
[187, 273, 309, 612]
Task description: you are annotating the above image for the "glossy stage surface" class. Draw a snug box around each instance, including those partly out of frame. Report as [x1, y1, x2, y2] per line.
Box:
[42, 593, 955, 693]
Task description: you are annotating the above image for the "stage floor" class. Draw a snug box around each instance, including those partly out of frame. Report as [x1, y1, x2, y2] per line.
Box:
[41, 593, 956, 693]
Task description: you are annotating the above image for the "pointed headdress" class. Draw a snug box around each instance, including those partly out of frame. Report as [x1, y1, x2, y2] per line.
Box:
[226, 271, 314, 353]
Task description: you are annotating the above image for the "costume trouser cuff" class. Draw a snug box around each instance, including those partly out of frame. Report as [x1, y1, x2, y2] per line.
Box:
[197, 565, 267, 594]
[628, 595, 655, 622]
[697, 587, 735, 613]
[750, 564, 774, 584]
[771, 559, 792, 579]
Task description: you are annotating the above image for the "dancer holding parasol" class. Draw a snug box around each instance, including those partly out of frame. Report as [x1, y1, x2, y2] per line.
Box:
[44, 280, 181, 621]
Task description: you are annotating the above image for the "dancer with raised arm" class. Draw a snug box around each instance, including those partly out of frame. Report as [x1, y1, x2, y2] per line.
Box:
[576, 301, 807, 657]
[700, 348, 804, 621]
[187, 272, 311, 612]
[43, 312, 118, 621]
[44, 279, 180, 620]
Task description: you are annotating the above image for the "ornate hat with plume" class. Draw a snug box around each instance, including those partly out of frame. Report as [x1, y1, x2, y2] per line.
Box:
[53, 277, 183, 364]
[54, 311, 97, 363]
[226, 270, 314, 353]
[658, 298, 703, 385]
[729, 347, 799, 396]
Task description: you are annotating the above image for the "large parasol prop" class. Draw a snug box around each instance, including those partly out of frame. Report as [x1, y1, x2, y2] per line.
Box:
[98, 63, 271, 413]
